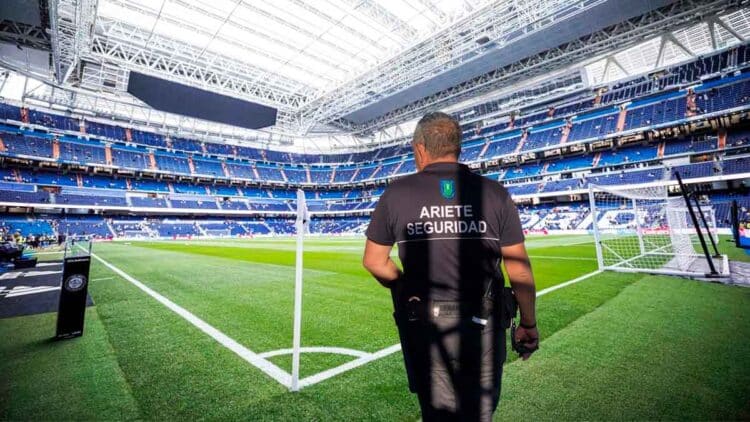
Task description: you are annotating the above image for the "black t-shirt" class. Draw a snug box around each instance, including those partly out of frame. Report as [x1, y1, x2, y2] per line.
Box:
[366, 162, 524, 302]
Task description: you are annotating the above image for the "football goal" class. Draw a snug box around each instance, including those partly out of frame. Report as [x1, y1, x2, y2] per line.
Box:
[588, 183, 729, 278]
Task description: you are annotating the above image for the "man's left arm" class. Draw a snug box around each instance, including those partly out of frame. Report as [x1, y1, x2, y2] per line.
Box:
[503, 242, 539, 361]
[363, 240, 401, 288]
[497, 190, 539, 360]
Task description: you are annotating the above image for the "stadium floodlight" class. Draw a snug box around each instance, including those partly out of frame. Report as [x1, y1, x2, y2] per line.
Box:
[588, 181, 729, 279]
[290, 189, 309, 392]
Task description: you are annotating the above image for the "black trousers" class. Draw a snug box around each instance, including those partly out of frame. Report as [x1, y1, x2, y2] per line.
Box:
[397, 315, 507, 422]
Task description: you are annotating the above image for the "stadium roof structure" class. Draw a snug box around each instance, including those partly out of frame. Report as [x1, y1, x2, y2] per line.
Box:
[0, 0, 749, 150]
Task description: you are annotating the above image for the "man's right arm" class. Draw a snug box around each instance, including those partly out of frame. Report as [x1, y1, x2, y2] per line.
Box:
[363, 188, 399, 287]
[363, 239, 402, 288]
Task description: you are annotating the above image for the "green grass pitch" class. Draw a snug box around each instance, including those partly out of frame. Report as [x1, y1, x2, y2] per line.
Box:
[1, 235, 749, 420]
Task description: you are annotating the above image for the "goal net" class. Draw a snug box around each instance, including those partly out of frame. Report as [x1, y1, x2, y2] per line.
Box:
[588, 184, 729, 278]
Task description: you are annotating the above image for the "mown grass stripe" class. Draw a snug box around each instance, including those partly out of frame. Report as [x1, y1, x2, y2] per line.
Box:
[90, 251, 293, 387]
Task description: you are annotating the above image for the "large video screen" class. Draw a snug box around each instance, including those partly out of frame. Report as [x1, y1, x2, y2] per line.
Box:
[127, 72, 277, 130]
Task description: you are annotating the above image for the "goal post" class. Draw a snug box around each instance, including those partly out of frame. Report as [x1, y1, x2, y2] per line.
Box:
[588, 183, 729, 278]
[691, 196, 720, 254]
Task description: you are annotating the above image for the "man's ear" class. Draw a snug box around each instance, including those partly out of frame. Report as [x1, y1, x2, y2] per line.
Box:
[413, 143, 421, 171]
[414, 143, 428, 171]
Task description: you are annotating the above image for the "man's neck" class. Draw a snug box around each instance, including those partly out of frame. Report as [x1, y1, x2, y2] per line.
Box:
[423, 156, 458, 167]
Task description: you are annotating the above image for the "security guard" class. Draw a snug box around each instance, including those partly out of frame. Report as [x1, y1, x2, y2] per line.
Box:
[363, 112, 539, 421]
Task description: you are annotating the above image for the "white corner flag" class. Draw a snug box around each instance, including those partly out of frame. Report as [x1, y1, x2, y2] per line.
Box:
[291, 189, 308, 391]
[295, 189, 310, 234]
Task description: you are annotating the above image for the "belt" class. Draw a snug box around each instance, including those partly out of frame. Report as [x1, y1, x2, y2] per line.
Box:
[430, 301, 497, 327]
[396, 291, 513, 327]
[399, 298, 482, 322]
[429, 301, 463, 318]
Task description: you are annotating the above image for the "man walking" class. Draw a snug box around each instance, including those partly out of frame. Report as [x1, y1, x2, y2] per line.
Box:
[363, 112, 539, 421]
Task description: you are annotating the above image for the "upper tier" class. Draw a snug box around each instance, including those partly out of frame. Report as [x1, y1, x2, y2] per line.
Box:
[2, 44, 748, 175]
[0, 74, 750, 186]
[3, 69, 750, 187]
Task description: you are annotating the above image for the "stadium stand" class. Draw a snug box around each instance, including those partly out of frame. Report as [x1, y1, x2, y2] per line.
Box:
[1, 46, 750, 237]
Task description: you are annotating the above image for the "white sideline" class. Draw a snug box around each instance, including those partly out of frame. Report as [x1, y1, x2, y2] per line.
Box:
[90, 252, 292, 387]
[536, 270, 603, 297]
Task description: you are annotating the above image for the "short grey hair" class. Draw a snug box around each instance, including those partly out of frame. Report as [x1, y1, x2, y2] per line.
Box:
[412, 111, 461, 159]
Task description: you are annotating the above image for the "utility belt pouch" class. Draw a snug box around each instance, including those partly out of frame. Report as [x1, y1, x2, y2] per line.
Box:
[392, 296, 427, 325]
[389, 284, 422, 393]
[500, 287, 517, 329]
[405, 296, 426, 322]
[473, 279, 512, 329]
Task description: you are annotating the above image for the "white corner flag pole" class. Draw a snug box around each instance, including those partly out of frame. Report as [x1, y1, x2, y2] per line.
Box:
[290, 189, 308, 392]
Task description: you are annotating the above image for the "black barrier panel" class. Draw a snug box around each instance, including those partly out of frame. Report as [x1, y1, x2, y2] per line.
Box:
[127, 72, 278, 129]
[56, 256, 91, 339]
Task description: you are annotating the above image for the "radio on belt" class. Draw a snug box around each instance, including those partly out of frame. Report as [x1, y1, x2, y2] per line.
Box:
[56, 238, 93, 339]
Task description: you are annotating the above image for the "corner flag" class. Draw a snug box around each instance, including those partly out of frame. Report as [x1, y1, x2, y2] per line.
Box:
[295, 189, 309, 234]
[291, 189, 308, 391]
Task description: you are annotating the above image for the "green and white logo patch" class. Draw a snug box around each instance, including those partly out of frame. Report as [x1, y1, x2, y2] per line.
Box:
[440, 179, 455, 199]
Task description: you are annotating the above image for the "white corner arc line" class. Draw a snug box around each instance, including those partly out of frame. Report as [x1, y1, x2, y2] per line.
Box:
[90, 252, 292, 387]
[298, 344, 403, 389]
[259, 347, 370, 359]
[296, 269, 604, 389]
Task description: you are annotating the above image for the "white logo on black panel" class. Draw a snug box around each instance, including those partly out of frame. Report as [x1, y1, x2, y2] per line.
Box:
[64, 274, 87, 292]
